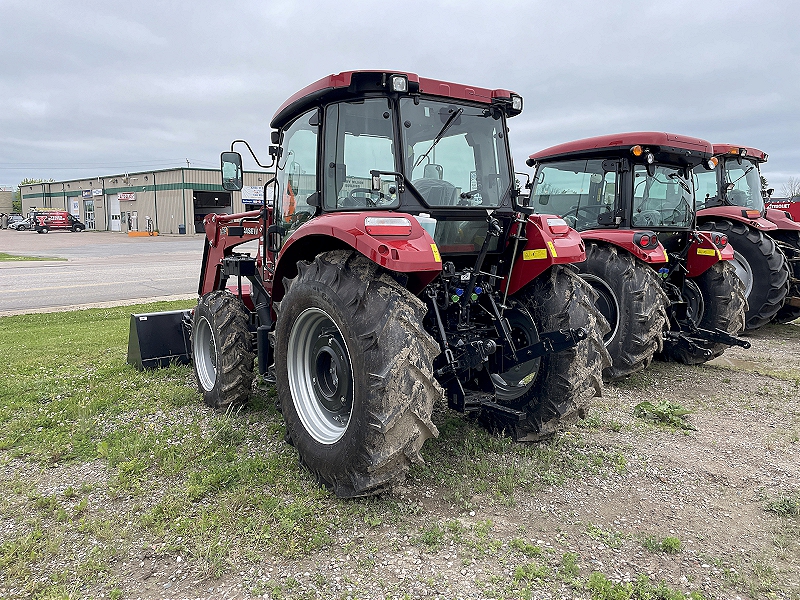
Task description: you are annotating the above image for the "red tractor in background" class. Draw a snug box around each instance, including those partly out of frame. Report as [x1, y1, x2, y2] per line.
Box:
[186, 71, 609, 497]
[525, 132, 748, 380]
[694, 145, 799, 326]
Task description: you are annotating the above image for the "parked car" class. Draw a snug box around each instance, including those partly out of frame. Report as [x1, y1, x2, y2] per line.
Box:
[9, 217, 33, 231]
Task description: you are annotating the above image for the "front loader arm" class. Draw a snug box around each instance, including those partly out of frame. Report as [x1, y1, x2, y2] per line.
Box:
[198, 210, 264, 296]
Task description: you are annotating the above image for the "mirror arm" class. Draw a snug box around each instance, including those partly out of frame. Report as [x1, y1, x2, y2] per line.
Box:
[230, 139, 276, 169]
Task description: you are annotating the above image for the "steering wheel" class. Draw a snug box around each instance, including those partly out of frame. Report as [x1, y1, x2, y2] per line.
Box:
[343, 187, 389, 208]
[632, 210, 662, 227]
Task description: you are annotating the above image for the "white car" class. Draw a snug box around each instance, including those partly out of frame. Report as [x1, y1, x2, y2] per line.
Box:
[9, 217, 33, 230]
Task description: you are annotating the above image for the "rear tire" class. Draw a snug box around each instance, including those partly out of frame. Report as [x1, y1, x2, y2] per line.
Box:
[576, 243, 669, 382]
[275, 250, 441, 498]
[771, 230, 800, 323]
[192, 291, 254, 410]
[37, 227, 48, 234]
[661, 261, 747, 364]
[500, 265, 611, 441]
[700, 219, 789, 329]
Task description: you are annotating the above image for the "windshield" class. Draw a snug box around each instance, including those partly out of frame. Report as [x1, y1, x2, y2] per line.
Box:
[399, 98, 511, 208]
[632, 164, 693, 229]
[722, 158, 764, 211]
[530, 159, 616, 231]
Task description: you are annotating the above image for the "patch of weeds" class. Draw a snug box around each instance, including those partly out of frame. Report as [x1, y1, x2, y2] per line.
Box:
[509, 538, 542, 557]
[514, 561, 549, 581]
[586, 523, 625, 549]
[586, 572, 704, 600]
[418, 523, 445, 548]
[766, 493, 800, 517]
[633, 400, 696, 430]
[560, 551, 580, 580]
[641, 535, 682, 554]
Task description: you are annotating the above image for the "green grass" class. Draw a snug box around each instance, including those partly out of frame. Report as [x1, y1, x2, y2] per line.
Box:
[0, 252, 64, 261]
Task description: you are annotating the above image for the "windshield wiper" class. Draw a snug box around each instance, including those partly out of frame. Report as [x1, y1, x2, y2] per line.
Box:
[726, 165, 754, 186]
[414, 108, 464, 169]
[667, 172, 692, 195]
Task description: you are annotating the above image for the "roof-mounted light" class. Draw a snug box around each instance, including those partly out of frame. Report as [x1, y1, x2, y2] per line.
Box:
[705, 157, 719, 169]
[631, 145, 643, 157]
[390, 74, 408, 93]
[646, 153, 655, 164]
[739, 147, 748, 157]
[511, 94, 523, 113]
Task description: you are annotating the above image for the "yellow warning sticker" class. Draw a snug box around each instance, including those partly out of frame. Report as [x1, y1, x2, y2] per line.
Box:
[546, 241, 557, 258]
[431, 243, 441, 262]
[696, 247, 717, 256]
[523, 248, 548, 260]
[662, 248, 669, 262]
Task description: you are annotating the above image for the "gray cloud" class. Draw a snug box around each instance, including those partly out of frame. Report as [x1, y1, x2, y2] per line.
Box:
[1, 0, 798, 190]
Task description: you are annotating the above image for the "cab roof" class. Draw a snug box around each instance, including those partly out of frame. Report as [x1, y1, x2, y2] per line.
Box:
[271, 70, 518, 129]
[712, 144, 767, 162]
[527, 132, 713, 166]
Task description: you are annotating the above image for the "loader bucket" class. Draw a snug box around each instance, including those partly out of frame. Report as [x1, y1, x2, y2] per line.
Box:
[127, 309, 192, 370]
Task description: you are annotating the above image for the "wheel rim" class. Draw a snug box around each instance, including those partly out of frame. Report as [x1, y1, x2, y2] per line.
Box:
[731, 250, 754, 299]
[682, 279, 705, 326]
[193, 316, 218, 391]
[493, 307, 541, 402]
[579, 273, 619, 346]
[287, 307, 353, 444]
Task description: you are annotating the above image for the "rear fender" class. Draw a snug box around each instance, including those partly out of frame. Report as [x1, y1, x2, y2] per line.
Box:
[272, 211, 442, 301]
[764, 207, 800, 231]
[503, 214, 586, 296]
[696, 206, 777, 231]
[580, 230, 668, 264]
[685, 230, 732, 278]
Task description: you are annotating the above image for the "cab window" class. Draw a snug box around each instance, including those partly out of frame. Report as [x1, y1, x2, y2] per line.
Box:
[323, 99, 398, 209]
[276, 109, 318, 237]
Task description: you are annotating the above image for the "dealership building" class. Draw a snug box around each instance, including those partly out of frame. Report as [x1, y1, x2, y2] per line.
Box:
[20, 167, 272, 234]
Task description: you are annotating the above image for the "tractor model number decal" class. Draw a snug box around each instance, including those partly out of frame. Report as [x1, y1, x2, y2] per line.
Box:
[546, 241, 557, 258]
[430, 244, 441, 262]
[523, 249, 548, 260]
[243, 227, 259, 235]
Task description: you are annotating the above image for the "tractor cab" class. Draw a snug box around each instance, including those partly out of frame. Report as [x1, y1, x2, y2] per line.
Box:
[694, 145, 768, 215]
[222, 71, 526, 276]
[526, 132, 717, 256]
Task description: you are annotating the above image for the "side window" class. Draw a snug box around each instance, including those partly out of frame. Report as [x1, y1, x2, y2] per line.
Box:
[276, 110, 318, 236]
[531, 160, 614, 231]
[694, 169, 718, 209]
[323, 99, 398, 209]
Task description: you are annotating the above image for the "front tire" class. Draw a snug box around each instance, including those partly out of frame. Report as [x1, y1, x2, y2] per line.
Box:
[700, 220, 789, 329]
[500, 265, 611, 441]
[576, 243, 669, 382]
[662, 261, 747, 364]
[275, 251, 441, 498]
[192, 291, 254, 410]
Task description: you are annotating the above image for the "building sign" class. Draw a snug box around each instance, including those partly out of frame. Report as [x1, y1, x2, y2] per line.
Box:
[241, 185, 264, 205]
[118, 192, 136, 202]
[82, 190, 92, 199]
[92, 188, 103, 196]
[71, 199, 80, 216]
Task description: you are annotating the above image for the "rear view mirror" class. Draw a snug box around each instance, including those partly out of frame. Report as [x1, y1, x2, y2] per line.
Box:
[221, 152, 243, 191]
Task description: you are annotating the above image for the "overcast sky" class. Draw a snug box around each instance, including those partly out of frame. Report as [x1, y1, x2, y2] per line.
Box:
[1, 0, 799, 194]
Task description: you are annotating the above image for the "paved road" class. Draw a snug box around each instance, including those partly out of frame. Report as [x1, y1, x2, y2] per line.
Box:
[0, 229, 233, 315]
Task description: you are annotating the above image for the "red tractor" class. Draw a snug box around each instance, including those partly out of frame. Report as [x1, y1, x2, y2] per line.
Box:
[186, 71, 609, 497]
[694, 145, 798, 326]
[525, 132, 749, 380]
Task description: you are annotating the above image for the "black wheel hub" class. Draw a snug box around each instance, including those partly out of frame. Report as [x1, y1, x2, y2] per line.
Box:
[310, 328, 351, 414]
